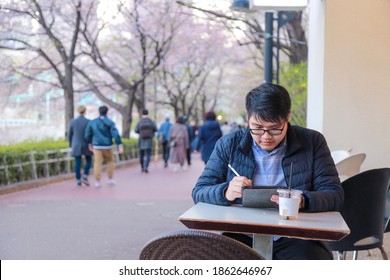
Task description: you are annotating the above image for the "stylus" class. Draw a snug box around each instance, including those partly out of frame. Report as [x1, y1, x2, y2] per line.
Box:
[228, 164, 240, 176]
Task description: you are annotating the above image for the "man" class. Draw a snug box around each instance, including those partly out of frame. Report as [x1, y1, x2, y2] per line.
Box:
[85, 105, 123, 187]
[192, 83, 344, 260]
[68, 105, 92, 187]
[135, 109, 157, 173]
[157, 114, 172, 168]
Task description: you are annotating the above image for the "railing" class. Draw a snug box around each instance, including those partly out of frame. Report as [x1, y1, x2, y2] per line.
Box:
[0, 142, 147, 187]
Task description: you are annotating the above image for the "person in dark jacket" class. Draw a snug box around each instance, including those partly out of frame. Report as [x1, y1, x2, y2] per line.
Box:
[68, 105, 93, 187]
[194, 111, 222, 164]
[135, 109, 157, 173]
[85, 105, 123, 187]
[181, 115, 196, 166]
[192, 83, 344, 260]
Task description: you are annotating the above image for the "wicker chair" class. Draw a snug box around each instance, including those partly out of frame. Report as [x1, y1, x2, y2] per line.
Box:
[139, 229, 264, 260]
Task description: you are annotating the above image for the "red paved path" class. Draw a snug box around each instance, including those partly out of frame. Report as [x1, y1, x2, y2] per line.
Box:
[0, 155, 204, 259]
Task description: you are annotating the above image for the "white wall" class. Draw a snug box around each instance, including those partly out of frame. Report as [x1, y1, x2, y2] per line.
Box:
[307, 0, 390, 170]
[307, 0, 325, 132]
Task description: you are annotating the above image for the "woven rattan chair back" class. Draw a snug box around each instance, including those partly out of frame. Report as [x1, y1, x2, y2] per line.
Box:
[139, 229, 264, 260]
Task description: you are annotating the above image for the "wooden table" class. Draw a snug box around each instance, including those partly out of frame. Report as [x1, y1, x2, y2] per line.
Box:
[179, 202, 350, 259]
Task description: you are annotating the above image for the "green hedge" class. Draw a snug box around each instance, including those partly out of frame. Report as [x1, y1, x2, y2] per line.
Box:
[0, 138, 68, 154]
[0, 138, 138, 154]
[0, 138, 147, 186]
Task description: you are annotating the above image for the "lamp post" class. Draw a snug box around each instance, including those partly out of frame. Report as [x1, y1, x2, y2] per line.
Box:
[264, 12, 273, 83]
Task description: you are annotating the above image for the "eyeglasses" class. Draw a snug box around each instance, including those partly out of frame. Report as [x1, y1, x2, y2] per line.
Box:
[249, 123, 285, 136]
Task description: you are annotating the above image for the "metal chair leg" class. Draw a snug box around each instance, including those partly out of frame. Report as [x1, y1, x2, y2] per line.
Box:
[379, 246, 388, 260]
[336, 247, 388, 260]
[384, 216, 390, 232]
[336, 251, 346, 260]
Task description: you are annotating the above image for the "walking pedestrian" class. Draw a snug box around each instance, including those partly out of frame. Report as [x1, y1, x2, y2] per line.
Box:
[221, 121, 232, 136]
[181, 115, 195, 167]
[169, 116, 189, 171]
[135, 109, 157, 173]
[85, 105, 123, 187]
[189, 119, 199, 152]
[157, 114, 172, 168]
[68, 105, 93, 187]
[230, 122, 240, 134]
[194, 111, 222, 164]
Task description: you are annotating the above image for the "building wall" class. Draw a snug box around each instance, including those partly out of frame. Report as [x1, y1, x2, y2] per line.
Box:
[308, 0, 390, 170]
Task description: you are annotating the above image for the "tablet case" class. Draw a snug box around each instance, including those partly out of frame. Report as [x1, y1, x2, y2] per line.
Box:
[242, 186, 288, 208]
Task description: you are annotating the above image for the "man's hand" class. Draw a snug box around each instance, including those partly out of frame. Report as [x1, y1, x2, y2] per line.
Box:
[88, 145, 93, 152]
[270, 194, 279, 204]
[118, 146, 124, 154]
[225, 176, 252, 201]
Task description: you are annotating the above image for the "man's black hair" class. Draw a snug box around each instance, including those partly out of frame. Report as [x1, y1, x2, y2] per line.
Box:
[245, 83, 291, 123]
[99, 105, 109, 115]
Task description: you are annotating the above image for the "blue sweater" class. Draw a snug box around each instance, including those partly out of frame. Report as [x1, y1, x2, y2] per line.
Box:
[192, 124, 344, 213]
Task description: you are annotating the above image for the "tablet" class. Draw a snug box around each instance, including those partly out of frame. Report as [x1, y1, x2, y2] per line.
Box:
[242, 186, 289, 209]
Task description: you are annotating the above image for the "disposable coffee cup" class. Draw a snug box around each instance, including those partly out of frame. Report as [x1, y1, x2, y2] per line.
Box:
[277, 189, 302, 220]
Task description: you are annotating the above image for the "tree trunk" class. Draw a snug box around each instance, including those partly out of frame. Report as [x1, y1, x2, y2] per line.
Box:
[121, 112, 132, 139]
[121, 97, 135, 139]
[64, 65, 74, 138]
[285, 12, 308, 64]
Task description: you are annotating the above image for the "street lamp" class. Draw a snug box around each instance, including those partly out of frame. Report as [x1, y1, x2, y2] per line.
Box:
[232, 0, 307, 11]
[230, 0, 253, 12]
[230, 0, 307, 84]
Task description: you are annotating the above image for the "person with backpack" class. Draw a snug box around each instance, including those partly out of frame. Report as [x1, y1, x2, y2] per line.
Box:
[85, 105, 123, 187]
[135, 109, 157, 173]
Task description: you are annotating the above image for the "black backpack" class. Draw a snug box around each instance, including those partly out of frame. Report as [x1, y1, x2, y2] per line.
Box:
[139, 119, 154, 139]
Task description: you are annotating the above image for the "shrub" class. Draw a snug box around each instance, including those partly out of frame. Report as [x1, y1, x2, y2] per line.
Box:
[0, 137, 143, 186]
[279, 61, 308, 127]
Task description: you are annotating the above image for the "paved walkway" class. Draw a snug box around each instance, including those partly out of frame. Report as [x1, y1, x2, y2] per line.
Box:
[0, 155, 204, 260]
[0, 154, 389, 260]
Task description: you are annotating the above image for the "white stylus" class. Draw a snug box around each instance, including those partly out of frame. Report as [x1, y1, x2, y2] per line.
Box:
[228, 164, 240, 176]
